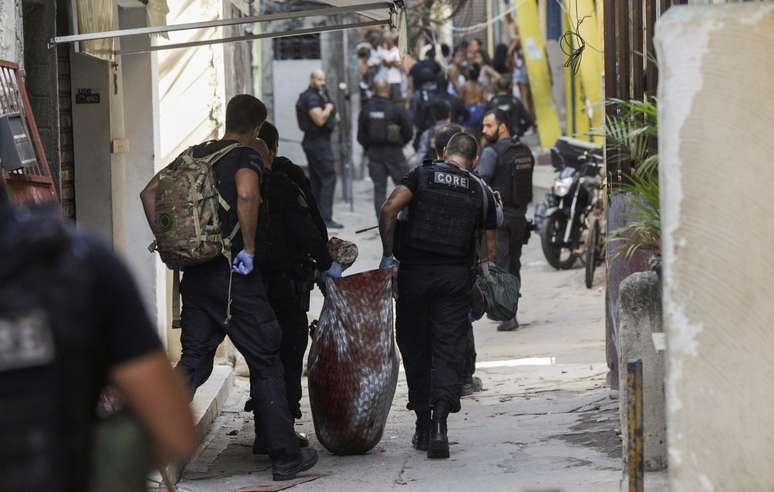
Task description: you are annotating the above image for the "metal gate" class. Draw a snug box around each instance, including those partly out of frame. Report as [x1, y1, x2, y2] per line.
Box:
[0, 61, 57, 205]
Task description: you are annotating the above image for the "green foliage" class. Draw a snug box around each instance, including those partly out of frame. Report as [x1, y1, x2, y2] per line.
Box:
[605, 98, 658, 173]
[608, 162, 661, 259]
[605, 98, 661, 259]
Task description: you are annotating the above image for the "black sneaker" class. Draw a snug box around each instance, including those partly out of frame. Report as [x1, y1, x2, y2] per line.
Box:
[325, 220, 344, 229]
[272, 448, 319, 481]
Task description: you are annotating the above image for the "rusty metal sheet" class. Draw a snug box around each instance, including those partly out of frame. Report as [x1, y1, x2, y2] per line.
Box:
[307, 268, 398, 455]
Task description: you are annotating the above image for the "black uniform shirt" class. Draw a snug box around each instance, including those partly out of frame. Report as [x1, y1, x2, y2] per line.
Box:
[192, 140, 263, 254]
[397, 163, 498, 266]
[298, 88, 335, 140]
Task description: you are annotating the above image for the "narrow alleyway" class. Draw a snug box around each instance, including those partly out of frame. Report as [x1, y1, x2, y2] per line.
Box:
[166, 179, 662, 492]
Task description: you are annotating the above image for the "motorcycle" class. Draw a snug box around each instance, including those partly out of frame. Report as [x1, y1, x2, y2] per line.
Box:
[536, 137, 604, 271]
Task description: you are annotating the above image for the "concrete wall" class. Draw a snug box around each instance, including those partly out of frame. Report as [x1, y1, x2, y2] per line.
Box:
[618, 271, 667, 473]
[655, 4, 774, 490]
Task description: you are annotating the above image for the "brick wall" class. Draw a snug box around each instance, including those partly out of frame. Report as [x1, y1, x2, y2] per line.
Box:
[57, 45, 75, 219]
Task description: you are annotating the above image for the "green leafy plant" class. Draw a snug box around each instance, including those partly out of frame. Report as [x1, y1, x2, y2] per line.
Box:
[605, 98, 660, 259]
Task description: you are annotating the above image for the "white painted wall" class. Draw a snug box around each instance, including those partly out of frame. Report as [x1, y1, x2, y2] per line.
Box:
[119, 6, 167, 337]
[158, 0, 226, 165]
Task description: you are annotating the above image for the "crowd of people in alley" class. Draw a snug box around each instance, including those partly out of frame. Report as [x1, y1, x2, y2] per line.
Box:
[355, 28, 534, 144]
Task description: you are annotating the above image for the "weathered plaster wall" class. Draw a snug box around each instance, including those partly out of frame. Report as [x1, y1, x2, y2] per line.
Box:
[655, 4, 774, 490]
[0, 0, 24, 66]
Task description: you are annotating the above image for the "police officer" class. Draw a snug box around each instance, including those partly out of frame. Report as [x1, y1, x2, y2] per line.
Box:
[245, 123, 342, 453]
[427, 123, 501, 396]
[297, 70, 343, 229]
[478, 109, 535, 331]
[379, 132, 498, 459]
[357, 79, 413, 217]
[485, 78, 534, 138]
[142, 95, 318, 480]
[0, 180, 196, 491]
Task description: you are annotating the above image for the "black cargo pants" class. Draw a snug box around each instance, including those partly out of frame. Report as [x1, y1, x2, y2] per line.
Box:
[396, 264, 472, 413]
[178, 259, 299, 460]
[265, 271, 311, 420]
[367, 145, 410, 218]
[497, 206, 528, 283]
[302, 136, 336, 222]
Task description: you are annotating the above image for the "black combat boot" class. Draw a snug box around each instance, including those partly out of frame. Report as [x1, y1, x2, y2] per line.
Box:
[411, 410, 431, 451]
[427, 402, 450, 459]
[272, 448, 319, 481]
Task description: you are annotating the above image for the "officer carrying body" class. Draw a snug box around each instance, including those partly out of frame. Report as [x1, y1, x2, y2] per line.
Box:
[297, 70, 342, 229]
[485, 78, 534, 138]
[245, 123, 342, 453]
[142, 95, 318, 480]
[357, 79, 413, 217]
[478, 109, 535, 331]
[379, 132, 498, 459]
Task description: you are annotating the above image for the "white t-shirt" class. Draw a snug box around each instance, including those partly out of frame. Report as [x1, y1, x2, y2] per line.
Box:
[377, 46, 403, 84]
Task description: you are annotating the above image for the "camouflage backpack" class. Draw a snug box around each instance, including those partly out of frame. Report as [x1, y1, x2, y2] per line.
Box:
[148, 142, 243, 270]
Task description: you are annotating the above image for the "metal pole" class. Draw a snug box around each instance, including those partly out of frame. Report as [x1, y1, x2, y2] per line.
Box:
[118, 19, 389, 56]
[627, 359, 644, 492]
[51, 2, 394, 47]
[342, 19, 355, 213]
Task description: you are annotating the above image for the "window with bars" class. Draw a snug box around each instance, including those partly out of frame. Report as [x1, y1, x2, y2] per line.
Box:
[273, 34, 321, 60]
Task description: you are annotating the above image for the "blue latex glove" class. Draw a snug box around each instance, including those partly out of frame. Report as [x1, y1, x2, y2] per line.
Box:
[232, 250, 254, 275]
[325, 262, 343, 278]
[379, 255, 395, 269]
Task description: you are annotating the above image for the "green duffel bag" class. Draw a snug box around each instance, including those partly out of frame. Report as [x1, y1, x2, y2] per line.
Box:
[471, 262, 520, 322]
[469, 175, 521, 322]
[91, 392, 154, 492]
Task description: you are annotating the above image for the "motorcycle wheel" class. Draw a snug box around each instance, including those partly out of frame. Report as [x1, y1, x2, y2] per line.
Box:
[540, 215, 578, 270]
[585, 219, 600, 288]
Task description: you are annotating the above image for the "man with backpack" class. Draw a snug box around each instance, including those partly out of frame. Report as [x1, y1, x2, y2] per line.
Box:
[140, 95, 318, 480]
[477, 109, 535, 332]
[244, 122, 342, 453]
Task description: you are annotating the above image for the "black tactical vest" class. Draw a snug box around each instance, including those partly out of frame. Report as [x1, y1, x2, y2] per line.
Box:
[366, 97, 403, 146]
[490, 138, 535, 208]
[0, 208, 97, 492]
[406, 162, 483, 258]
[261, 170, 308, 270]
